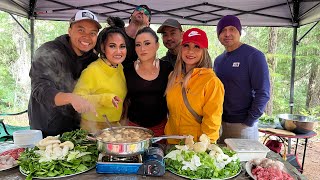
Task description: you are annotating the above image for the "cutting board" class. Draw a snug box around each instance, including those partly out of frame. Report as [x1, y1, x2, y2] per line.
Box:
[259, 128, 296, 136]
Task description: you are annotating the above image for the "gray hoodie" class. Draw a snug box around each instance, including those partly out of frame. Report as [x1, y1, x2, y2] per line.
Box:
[28, 34, 98, 137]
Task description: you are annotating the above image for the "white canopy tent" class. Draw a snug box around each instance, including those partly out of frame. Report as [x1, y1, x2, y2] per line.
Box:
[0, 0, 320, 113]
[0, 0, 319, 26]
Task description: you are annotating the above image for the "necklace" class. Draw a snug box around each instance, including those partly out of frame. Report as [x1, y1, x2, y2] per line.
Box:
[103, 58, 118, 68]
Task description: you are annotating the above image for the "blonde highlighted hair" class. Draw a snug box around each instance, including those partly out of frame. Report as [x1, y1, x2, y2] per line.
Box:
[165, 48, 213, 94]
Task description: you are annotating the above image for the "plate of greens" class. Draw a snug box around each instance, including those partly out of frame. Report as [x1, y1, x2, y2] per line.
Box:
[19, 164, 95, 179]
[168, 167, 241, 180]
[165, 145, 242, 180]
[18, 129, 98, 180]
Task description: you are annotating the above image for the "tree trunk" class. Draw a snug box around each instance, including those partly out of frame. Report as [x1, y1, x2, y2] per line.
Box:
[306, 62, 320, 108]
[265, 27, 278, 115]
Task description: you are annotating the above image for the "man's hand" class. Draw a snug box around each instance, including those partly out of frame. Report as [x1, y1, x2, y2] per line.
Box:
[70, 94, 97, 114]
[55, 92, 96, 115]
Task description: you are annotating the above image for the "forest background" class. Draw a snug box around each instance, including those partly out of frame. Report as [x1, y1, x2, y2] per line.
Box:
[0, 11, 319, 121]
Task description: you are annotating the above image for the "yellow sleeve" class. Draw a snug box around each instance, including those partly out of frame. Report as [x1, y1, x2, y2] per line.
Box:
[73, 66, 116, 108]
[201, 77, 225, 143]
[82, 93, 116, 108]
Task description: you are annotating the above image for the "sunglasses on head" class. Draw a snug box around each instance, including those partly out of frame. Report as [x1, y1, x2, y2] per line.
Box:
[135, 6, 150, 17]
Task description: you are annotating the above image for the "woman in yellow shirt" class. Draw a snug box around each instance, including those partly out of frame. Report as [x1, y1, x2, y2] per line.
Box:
[73, 17, 127, 133]
[165, 28, 225, 144]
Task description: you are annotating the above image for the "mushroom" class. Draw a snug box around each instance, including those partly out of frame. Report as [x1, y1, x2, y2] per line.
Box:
[193, 142, 208, 153]
[52, 146, 63, 158]
[185, 135, 195, 149]
[208, 144, 223, 154]
[59, 141, 74, 157]
[37, 137, 61, 147]
[199, 134, 210, 149]
[45, 143, 53, 158]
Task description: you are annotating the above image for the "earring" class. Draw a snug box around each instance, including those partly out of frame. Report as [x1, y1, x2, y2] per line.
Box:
[152, 59, 156, 67]
[135, 58, 140, 71]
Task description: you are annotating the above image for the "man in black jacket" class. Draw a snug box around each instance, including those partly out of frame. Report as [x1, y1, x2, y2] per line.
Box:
[28, 10, 101, 137]
[157, 19, 183, 66]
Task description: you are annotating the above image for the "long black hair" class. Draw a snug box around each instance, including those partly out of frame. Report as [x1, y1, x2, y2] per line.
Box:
[95, 16, 128, 58]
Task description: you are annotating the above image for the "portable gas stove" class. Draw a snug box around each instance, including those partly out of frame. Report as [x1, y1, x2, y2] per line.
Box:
[96, 145, 165, 176]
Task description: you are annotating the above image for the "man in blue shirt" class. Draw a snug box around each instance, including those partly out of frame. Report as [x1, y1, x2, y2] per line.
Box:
[214, 15, 270, 143]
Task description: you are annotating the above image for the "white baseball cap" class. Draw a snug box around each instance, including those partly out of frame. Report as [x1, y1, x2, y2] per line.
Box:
[70, 10, 102, 29]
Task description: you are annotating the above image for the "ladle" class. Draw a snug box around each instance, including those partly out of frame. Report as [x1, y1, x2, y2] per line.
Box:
[102, 114, 115, 133]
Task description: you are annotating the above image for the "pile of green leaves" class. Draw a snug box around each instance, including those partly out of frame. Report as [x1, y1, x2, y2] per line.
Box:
[259, 114, 275, 124]
[18, 129, 98, 180]
[165, 148, 241, 179]
[60, 129, 88, 144]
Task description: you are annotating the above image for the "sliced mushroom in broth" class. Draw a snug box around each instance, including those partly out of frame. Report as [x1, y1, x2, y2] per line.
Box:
[96, 128, 153, 143]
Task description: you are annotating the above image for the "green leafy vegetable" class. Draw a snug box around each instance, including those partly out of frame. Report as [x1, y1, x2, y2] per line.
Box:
[60, 129, 88, 144]
[18, 129, 98, 180]
[165, 147, 241, 179]
[259, 114, 275, 124]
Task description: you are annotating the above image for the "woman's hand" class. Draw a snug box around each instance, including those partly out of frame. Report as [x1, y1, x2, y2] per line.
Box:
[112, 96, 122, 109]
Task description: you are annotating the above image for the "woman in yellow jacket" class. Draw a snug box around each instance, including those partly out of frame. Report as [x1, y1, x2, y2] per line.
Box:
[73, 17, 127, 133]
[165, 28, 225, 144]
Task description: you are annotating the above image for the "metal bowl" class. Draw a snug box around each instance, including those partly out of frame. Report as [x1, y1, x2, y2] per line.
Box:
[277, 114, 318, 134]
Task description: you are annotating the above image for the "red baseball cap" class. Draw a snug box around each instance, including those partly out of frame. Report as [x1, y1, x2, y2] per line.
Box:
[182, 28, 208, 48]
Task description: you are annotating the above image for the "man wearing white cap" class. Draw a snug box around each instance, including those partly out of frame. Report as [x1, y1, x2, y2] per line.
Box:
[28, 10, 101, 137]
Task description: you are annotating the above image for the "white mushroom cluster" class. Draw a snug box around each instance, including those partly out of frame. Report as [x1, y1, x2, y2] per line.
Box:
[35, 135, 74, 162]
[173, 134, 239, 170]
[176, 134, 211, 153]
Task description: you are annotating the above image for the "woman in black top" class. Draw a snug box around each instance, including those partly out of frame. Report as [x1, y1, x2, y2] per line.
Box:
[124, 27, 173, 136]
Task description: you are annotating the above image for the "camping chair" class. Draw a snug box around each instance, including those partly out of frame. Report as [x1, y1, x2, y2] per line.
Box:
[0, 110, 29, 141]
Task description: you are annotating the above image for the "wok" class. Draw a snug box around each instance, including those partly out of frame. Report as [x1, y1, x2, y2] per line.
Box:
[89, 126, 187, 156]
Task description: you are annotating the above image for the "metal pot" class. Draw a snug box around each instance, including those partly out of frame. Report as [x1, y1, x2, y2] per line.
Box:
[92, 126, 187, 156]
[278, 114, 318, 134]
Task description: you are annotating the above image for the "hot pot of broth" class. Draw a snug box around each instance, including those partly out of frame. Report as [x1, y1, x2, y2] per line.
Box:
[93, 126, 187, 156]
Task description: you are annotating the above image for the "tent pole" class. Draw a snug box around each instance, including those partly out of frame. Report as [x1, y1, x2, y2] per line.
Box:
[287, 23, 298, 156]
[289, 27, 298, 114]
[288, 0, 300, 155]
[30, 17, 35, 61]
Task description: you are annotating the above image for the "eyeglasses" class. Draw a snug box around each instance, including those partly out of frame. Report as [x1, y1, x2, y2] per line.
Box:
[135, 6, 150, 17]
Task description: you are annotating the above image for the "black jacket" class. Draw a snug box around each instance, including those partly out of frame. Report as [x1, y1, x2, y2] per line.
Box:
[160, 51, 177, 67]
[28, 34, 98, 137]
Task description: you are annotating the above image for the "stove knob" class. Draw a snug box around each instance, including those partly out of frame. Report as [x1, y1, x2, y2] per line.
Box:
[151, 165, 160, 175]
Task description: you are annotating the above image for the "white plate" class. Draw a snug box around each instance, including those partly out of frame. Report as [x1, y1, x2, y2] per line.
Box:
[169, 167, 241, 180]
[19, 165, 95, 179]
[245, 161, 256, 180]
[0, 164, 18, 171]
[0, 145, 23, 171]
[245, 160, 289, 180]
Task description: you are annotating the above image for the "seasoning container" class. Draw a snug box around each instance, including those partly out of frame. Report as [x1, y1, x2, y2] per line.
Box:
[225, 138, 270, 161]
